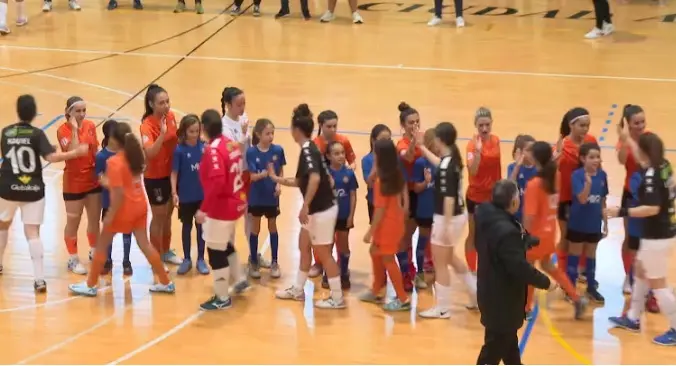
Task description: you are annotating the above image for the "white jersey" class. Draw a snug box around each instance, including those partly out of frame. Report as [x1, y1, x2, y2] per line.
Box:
[221, 112, 250, 171]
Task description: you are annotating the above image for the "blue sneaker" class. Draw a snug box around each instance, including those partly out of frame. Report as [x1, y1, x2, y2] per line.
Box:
[200, 295, 232, 311]
[609, 315, 641, 332]
[233, 280, 251, 295]
[69, 281, 97, 297]
[177, 259, 192, 275]
[196, 259, 210, 275]
[653, 328, 676, 346]
[382, 298, 411, 312]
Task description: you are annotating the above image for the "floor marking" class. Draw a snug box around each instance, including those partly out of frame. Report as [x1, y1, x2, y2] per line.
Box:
[538, 290, 592, 365]
[0, 277, 131, 314]
[3, 44, 676, 84]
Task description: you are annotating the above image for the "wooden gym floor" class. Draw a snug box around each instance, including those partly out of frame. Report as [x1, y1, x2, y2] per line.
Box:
[0, 0, 675, 364]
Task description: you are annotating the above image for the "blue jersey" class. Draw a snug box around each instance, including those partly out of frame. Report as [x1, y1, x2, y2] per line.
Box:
[172, 142, 205, 203]
[507, 162, 538, 220]
[412, 157, 435, 219]
[361, 152, 374, 203]
[330, 165, 358, 219]
[95, 148, 116, 209]
[627, 171, 643, 238]
[246, 144, 286, 207]
[569, 168, 608, 234]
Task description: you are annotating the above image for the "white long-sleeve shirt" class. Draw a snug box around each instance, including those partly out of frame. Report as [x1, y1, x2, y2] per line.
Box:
[221, 112, 250, 171]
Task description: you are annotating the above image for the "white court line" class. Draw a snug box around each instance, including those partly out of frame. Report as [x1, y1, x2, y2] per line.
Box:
[2, 44, 676, 83]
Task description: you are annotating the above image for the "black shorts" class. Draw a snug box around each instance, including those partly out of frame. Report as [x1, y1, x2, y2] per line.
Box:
[628, 235, 640, 251]
[557, 200, 572, 221]
[408, 190, 418, 219]
[144, 177, 171, 206]
[178, 201, 202, 222]
[63, 186, 102, 201]
[566, 229, 602, 244]
[249, 206, 280, 219]
[466, 196, 480, 215]
[335, 218, 352, 232]
[415, 217, 433, 229]
[368, 201, 374, 224]
[620, 189, 632, 209]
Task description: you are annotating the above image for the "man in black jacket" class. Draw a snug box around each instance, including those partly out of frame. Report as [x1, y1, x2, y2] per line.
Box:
[475, 179, 556, 365]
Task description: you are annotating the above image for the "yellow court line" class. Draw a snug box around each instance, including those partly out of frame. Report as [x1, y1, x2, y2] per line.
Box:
[538, 291, 592, 365]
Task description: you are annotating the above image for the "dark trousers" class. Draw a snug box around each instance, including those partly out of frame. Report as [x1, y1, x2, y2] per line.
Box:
[476, 328, 521, 365]
[592, 0, 612, 29]
[433, 0, 464, 18]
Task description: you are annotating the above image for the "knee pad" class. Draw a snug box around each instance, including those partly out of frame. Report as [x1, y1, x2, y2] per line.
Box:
[207, 248, 230, 270]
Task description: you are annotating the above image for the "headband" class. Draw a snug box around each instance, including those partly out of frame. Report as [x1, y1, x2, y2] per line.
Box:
[67, 100, 86, 113]
[569, 114, 589, 124]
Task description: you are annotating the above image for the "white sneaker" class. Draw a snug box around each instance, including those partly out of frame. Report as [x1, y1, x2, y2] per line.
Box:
[275, 286, 304, 301]
[149, 282, 176, 294]
[0, 24, 10, 35]
[456, 16, 465, 28]
[68, 0, 81, 10]
[584, 28, 604, 39]
[67, 257, 88, 275]
[319, 11, 335, 23]
[315, 296, 346, 309]
[352, 11, 363, 24]
[602, 21, 614, 35]
[427, 16, 442, 26]
[16, 17, 28, 26]
[270, 262, 281, 279]
[419, 306, 451, 319]
[42, 1, 52, 12]
[257, 253, 271, 269]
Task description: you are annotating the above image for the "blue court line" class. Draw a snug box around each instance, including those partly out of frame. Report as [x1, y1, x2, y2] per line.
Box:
[598, 104, 619, 143]
[519, 303, 539, 354]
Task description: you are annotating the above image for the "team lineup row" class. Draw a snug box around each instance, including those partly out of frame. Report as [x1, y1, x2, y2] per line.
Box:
[0, 87, 673, 345]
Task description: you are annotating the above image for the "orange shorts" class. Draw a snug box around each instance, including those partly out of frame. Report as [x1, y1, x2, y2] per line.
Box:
[373, 233, 403, 256]
[104, 211, 147, 234]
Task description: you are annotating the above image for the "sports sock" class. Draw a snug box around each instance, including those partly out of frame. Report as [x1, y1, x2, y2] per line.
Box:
[416, 234, 428, 274]
[396, 251, 409, 275]
[87, 232, 97, 249]
[622, 250, 635, 275]
[182, 221, 192, 260]
[65, 236, 78, 256]
[249, 233, 259, 265]
[384, 259, 408, 302]
[338, 252, 350, 277]
[628, 278, 650, 321]
[213, 267, 230, 300]
[465, 248, 477, 272]
[195, 224, 205, 260]
[327, 276, 343, 301]
[295, 270, 308, 289]
[0, 230, 9, 266]
[270, 232, 279, 263]
[122, 234, 132, 263]
[28, 238, 44, 281]
[566, 254, 580, 284]
[585, 257, 597, 288]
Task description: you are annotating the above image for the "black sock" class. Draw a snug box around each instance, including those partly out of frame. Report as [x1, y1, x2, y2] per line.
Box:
[434, 0, 442, 17]
[454, 0, 463, 17]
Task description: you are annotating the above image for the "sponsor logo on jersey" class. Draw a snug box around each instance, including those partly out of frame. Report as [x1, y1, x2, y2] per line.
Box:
[4, 128, 17, 137]
[342, 176, 349, 183]
[18, 175, 32, 185]
[11, 184, 39, 191]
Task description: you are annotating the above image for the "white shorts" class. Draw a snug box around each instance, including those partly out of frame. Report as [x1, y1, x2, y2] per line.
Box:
[303, 205, 338, 245]
[0, 197, 45, 226]
[431, 214, 467, 247]
[203, 218, 236, 250]
[637, 238, 675, 279]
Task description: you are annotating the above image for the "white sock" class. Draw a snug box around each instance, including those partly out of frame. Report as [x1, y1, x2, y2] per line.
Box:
[0, 230, 8, 266]
[227, 250, 243, 282]
[628, 278, 650, 321]
[460, 271, 477, 294]
[434, 282, 451, 310]
[0, 2, 8, 25]
[653, 288, 676, 329]
[16, 1, 25, 18]
[28, 238, 44, 281]
[295, 270, 308, 289]
[327, 276, 343, 301]
[212, 267, 230, 300]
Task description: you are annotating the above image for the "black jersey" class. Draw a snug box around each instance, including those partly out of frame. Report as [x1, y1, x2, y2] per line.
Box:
[638, 162, 676, 239]
[434, 155, 465, 216]
[0, 122, 56, 202]
[296, 140, 336, 214]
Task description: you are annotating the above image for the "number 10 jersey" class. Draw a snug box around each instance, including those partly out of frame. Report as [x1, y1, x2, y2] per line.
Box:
[0, 122, 56, 202]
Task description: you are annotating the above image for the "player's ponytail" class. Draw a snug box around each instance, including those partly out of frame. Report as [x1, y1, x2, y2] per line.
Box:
[101, 119, 118, 148]
[532, 141, 556, 194]
[142, 84, 166, 121]
[111, 122, 145, 176]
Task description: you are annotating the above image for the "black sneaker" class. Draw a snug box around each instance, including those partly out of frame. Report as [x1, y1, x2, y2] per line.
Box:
[107, 0, 118, 10]
[574, 297, 588, 320]
[133, 0, 143, 9]
[200, 295, 232, 311]
[587, 287, 605, 304]
[275, 8, 289, 18]
[302, 11, 311, 20]
[122, 260, 133, 276]
[252, 4, 260, 16]
[341, 275, 351, 290]
[34, 279, 47, 293]
[230, 5, 241, 15]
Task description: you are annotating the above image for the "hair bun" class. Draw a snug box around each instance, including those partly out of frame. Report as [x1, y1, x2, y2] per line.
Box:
[148, 84, 161, 90]
[293, 103, 312, 118]
[398, 102, 410, 112]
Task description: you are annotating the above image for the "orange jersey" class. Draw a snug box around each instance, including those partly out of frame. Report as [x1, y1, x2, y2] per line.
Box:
[558, 134, 597, 202]
[524, 176, 558, 257]
[466, 135, 502, 203]
[104, 152, 148, 233]
[56, 119, 100, 194]
[396, 136, 422, 190]
[372, 178, 405, 254]
[140, 112, 178, 179]
[313, 133, 357, 165]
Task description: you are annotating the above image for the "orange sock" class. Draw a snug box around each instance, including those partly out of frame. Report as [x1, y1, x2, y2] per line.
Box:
[465, 249, 477, 272]
[65, 236, 78, 255]
[144, 245, 170, 284]
[86, 232, 97, 249]
[370, 251, 387, 295]
[163, 232, 172, 253]
[526, 285, 535, 311]
[313, 248, 322, 267]
[547, 266, 580, 301]
[87, 248, 108, 287]
[383, 259, 408, 302]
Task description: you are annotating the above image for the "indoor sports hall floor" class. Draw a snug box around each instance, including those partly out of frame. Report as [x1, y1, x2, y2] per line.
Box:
[0, 0, 675, 364]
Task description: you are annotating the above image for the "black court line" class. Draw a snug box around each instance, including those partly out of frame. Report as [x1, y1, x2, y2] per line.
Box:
[0, 4, 233, 79]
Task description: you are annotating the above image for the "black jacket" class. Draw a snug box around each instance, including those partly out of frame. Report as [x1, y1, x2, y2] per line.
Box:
[475, 202, 551, 332]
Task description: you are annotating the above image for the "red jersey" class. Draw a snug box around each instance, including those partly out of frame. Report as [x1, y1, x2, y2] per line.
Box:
[557, 134, 597, 202]
[396, 136, 422, 190]
[199, 135, 247, 221]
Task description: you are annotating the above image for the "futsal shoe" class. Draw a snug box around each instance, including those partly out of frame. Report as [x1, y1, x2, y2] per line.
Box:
[149, 282, 176, 294]
[383, 298, 410, 312]
[122, 260, 133, 276]
[177, 259, 193, 275]
[359, 291, 384, 304]
[574, 298, 588, 320]
[608, 315, 641, 332]
[196, 259, 210, 275]
[586, 287, 605, 304]
[315, 296, 346, 309]
[414, 274, 428, 289]
[270, 262, 281, 278]
[653, 329, 676, 346]
[200, 295, 232, 311]
[419, 306, 451, 319]
[275, 286, 304, 301]
[69, 281, 98, 297]
[34, 280, 47, 293]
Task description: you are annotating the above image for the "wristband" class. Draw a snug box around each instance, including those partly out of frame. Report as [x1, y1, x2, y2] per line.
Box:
[618, 207, 629, 217]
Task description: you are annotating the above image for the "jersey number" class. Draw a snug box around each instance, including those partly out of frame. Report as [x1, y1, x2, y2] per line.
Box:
[7, 146, 37, 175]
[230, 160, 244, 193]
